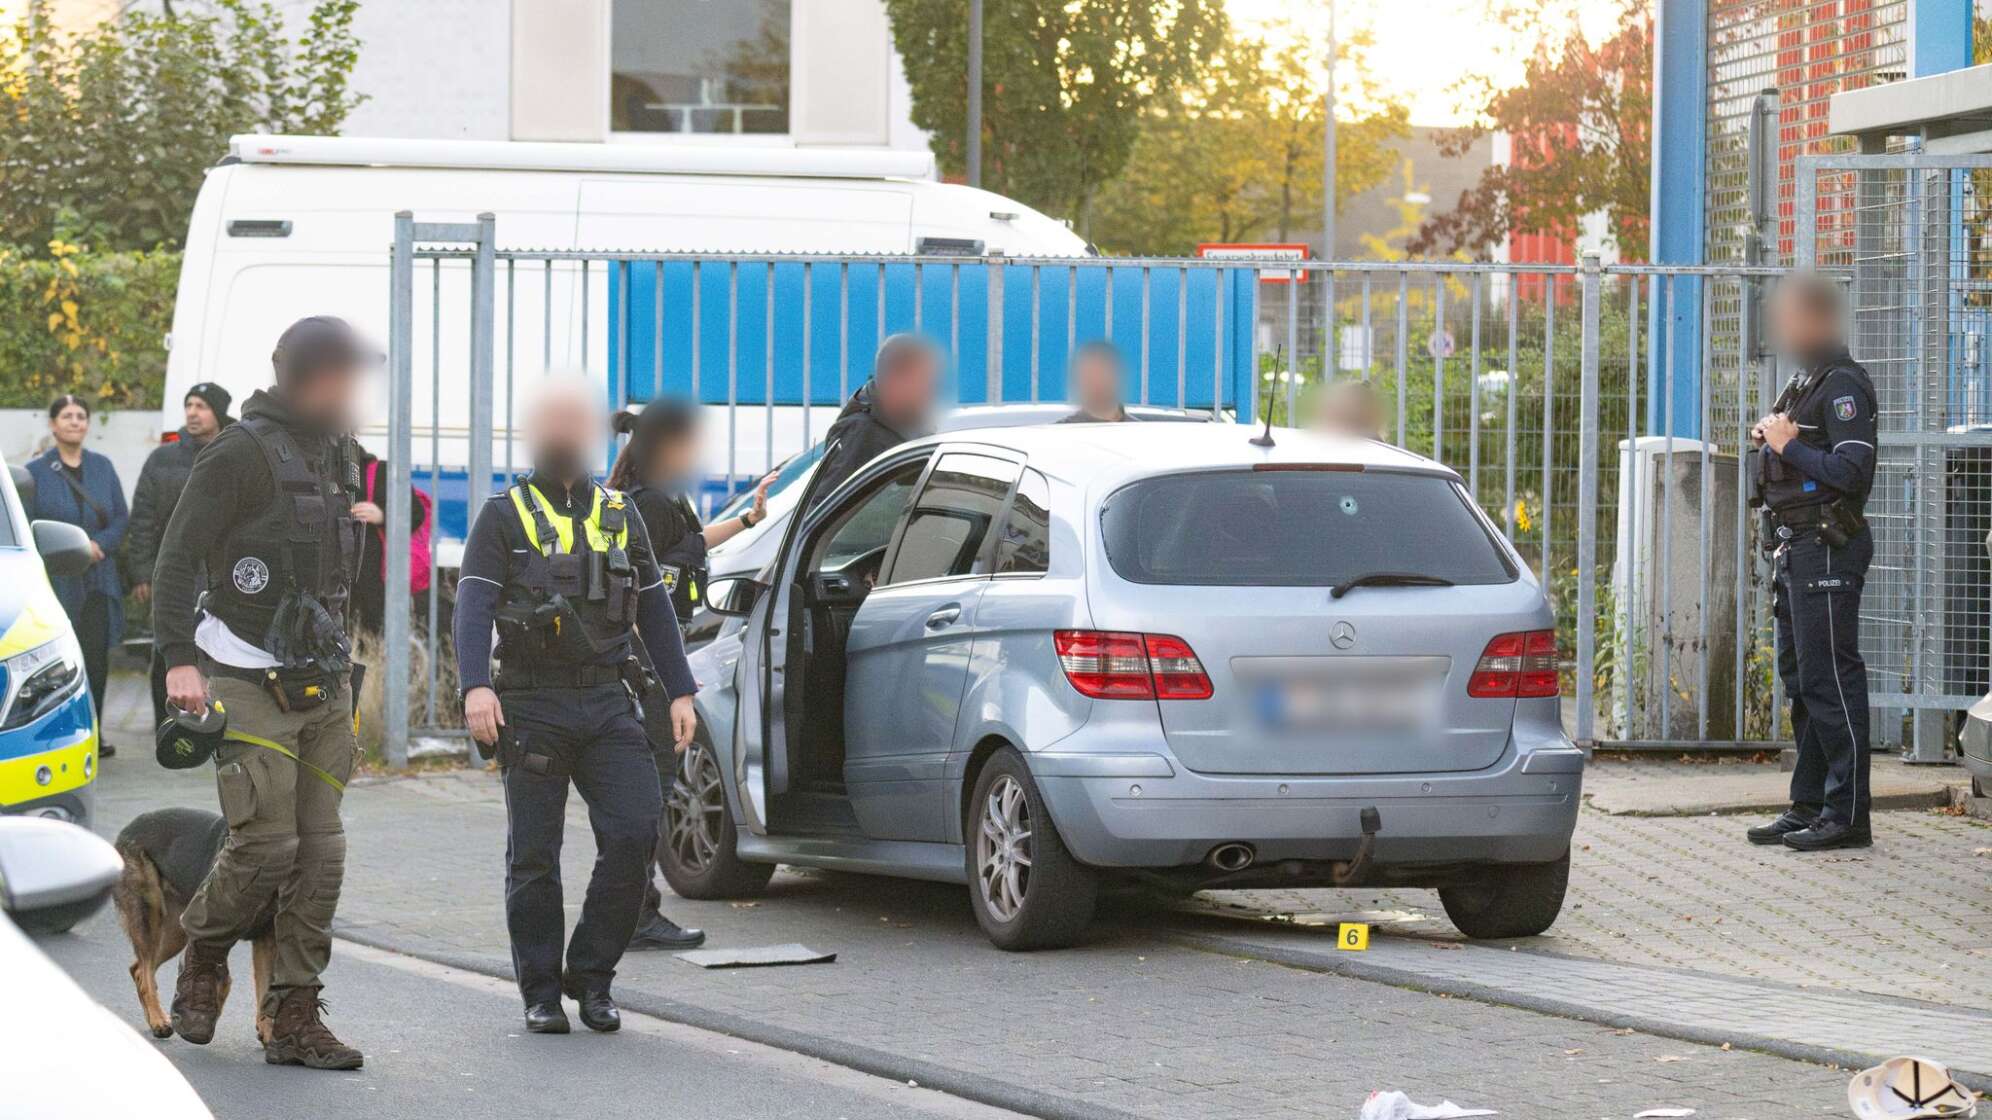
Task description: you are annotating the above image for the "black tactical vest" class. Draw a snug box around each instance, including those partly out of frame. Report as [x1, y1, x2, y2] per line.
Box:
[493, 482, 640, 668]
[205, 417, 362, 665]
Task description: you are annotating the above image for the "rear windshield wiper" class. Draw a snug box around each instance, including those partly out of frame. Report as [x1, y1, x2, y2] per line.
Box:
[1329, 572, 1456, 599]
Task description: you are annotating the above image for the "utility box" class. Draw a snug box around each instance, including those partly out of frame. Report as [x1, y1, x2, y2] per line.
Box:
[1609, 436, 1742, 741]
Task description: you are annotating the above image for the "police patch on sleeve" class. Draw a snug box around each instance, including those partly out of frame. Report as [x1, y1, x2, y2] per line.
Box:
[660, 564, 681, 594]
[1834, 395, 1858, 421]
[232, 556, 270, 594]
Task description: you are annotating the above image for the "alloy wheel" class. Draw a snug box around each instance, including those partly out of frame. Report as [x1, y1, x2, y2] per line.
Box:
[666, 741, 724, 873]
[976, 774, 1034, 922]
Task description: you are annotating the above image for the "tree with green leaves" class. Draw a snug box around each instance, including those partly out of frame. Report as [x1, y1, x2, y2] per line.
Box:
[883, 0, 1227, 228]
[0, 0, 364, 254]
[1409, 0, 1649, 260]
[1088, 23, 1409, 256]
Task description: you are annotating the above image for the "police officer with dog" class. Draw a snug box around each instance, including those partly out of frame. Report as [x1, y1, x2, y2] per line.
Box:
[1746, 275, 1879, 853]
[152, 316, 374, 1069]
[453, 378, 698, 1035]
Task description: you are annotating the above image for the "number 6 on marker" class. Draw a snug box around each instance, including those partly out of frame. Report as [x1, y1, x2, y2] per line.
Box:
[1337, 922, 1369, 951]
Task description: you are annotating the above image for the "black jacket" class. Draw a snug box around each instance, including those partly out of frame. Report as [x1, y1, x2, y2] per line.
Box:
[1761, 348, 1878, 514]
[124, 429, 211, 589]
[152, 389, 352, 670]
[805, 381, 921, 512]
[630, 485, 707, 622]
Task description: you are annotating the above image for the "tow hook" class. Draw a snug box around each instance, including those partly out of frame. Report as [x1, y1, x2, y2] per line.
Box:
[1330, 806, 1382, 886]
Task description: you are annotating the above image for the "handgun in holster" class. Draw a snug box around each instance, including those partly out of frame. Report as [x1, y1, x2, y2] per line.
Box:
[619, 656, 676, 757]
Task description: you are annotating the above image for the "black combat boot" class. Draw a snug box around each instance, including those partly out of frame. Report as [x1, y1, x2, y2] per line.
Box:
[169, 940, 231, 1044]
[263, 986, 364, 1070]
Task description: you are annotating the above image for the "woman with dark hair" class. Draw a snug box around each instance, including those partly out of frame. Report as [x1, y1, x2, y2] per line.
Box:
[608, 397, 770, 951]
[26, 394, 129, 757]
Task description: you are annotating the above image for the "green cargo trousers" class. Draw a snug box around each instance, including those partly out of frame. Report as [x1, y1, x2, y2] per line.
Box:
[180, 673, 358, 1016]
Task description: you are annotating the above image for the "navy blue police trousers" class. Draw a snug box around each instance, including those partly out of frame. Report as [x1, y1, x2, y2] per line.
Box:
[1772, 530, 1873, 827]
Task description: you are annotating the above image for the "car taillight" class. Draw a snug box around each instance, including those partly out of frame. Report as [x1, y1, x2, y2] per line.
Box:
[1144, 634, 1214, 699]
[1054, 630, 1212, 700]
[1467, 630, 1560, 698]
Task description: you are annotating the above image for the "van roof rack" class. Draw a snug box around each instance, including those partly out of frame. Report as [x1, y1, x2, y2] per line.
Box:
[226, 134, 938, 182]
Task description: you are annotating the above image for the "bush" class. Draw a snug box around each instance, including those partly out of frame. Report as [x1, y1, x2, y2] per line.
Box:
[0, 242, 178, 408]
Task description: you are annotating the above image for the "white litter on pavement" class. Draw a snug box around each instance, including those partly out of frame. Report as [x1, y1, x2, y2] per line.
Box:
[1358, 1090, 1498, 1119]
[1633, 1110, 1696, 1118]
[1846, 1056, 1977, 1119]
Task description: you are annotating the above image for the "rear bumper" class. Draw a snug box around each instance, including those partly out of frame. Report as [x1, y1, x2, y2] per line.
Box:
[1032, 742, 1582, 872]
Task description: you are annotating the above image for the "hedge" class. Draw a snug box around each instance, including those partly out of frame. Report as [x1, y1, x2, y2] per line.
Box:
[0, 242, 178, 410]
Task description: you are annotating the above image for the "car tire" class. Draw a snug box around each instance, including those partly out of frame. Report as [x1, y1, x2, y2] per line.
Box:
[964, 748, 1097, 950]
[1438, 851, 1570, 940]
[658, 735, 775, 900]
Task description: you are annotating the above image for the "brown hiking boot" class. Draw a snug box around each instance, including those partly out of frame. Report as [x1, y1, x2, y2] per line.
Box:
[264, 986, 363, 1070]
[169, 940, 231, 1045]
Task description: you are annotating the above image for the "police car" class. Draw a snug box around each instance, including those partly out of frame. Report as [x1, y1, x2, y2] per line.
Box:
[0, 465, 101, 828]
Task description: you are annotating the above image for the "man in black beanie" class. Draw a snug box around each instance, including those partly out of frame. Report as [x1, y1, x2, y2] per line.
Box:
[126, 381, 236, 727]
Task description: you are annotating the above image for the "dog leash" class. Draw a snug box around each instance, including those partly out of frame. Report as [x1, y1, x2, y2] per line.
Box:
[223, 729, 347, 794]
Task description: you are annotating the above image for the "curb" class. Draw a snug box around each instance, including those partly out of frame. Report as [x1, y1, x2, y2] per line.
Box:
[1160, 929, 1992, 1095]
[1586, 785, 1957, 817]
[334, 927, 1145, 1120]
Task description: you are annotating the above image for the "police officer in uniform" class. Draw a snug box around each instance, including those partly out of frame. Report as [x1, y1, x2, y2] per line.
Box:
[152, 317, 374, 1068]
[1746, 275, 1879, 852]
[606, 398, 771, 950]
[454, 378, 697, 1034]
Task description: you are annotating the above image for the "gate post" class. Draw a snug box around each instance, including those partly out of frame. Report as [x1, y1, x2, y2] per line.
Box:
[384, 213, 415, 768]
[467, 213, 497, 518]
[1576, 255, 1603, 744]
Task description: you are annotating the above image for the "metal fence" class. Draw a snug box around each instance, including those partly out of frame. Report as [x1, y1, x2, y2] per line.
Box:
[1797, 152, 1992, 762]
[380, 214, 1808, 762]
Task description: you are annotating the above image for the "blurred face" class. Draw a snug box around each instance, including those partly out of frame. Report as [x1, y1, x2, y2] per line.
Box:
[1315, 383, 1383, 439]
[644, 431, 701, 486]
[184, 396, 220, 440]
[1768, 284, 1839, 363]
[527, 381, 604, 482]
[876, 350, 938, 428]
[288, 362, 366, 433]
[49, 403, 89, 447]
[1073, 352, 1124, 415]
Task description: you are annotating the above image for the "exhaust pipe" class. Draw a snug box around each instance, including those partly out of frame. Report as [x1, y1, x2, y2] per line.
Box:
[1207, 842, 1256, 872]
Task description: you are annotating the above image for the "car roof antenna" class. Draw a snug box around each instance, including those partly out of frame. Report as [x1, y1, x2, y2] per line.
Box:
[1249, 346, 1279, 448]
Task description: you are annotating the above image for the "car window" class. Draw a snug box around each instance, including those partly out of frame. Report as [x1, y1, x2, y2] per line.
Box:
[882, 453, 1020, 586]
[714, 441, 825, 521]
[1100, 468, 1517, 587]
[815, 459, 926, 573]
[992, 469, 1050, 576]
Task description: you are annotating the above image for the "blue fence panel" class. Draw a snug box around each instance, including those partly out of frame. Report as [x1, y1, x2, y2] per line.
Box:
[609, 261, 1257, 416]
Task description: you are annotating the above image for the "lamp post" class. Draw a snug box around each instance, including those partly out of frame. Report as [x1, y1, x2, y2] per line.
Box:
[1322, 1, 1337, 374]
[968, 0, 983, 189]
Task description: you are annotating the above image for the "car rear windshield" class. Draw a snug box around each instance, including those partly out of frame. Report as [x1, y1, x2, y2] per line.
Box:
[1100, 469, 1517, 587]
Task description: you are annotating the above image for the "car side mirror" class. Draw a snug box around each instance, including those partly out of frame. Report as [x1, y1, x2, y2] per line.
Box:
[705, 576, 765, 618]
[0, 817, 122, 934]
[32, 520, 94, 579]
[9, 464, 34, 507]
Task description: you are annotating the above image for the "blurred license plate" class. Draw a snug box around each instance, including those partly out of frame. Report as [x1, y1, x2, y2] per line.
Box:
[1242, 658, 1446, 732]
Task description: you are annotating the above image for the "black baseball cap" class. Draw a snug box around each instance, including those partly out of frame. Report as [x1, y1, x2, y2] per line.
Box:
[272, 316, 384, 384]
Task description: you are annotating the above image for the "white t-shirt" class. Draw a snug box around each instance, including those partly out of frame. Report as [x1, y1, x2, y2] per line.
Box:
[195, 615, 279, 670]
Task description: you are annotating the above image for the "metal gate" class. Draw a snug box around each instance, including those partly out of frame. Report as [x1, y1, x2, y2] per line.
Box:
[378, 215, 1793, 763]
[1797, 152, 1992, 762]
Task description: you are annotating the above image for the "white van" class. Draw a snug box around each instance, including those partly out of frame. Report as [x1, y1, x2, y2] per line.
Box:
[161, 134, 1090, 472]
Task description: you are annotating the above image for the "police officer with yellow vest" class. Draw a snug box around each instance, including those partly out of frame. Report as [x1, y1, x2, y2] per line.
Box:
[1747, 275, 1879, 852]
[454, 378, 697, 1035]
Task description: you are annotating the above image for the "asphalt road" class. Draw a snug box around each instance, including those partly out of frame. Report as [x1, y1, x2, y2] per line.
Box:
[35, 915, 1022, 1120]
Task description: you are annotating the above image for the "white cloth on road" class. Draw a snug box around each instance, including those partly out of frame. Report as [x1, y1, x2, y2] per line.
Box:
[1359, 1090, 1497, 1119]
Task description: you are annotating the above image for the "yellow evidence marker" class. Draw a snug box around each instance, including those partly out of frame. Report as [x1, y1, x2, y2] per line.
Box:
[1336, 922, 1370, 951]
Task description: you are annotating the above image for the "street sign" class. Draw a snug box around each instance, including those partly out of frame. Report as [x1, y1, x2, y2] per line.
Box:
[1426, 328, 1456, 360]
[1197, 242, 1309, 284]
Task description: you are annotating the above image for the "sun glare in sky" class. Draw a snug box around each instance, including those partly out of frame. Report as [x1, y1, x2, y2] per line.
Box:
[1226, 0, 1629, 126]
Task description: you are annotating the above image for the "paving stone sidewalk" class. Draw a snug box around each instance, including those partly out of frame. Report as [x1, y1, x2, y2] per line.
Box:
[1200, 762, 1992, 1011]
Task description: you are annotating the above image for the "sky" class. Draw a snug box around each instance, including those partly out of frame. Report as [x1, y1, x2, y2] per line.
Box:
[1226, 0, 1629, 126]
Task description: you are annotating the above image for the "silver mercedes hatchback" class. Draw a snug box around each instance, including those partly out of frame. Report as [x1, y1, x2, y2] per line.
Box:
[670, 422, 1584, 950]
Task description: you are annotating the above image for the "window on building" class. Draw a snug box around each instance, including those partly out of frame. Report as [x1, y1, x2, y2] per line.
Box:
[611, 0, 791, 136]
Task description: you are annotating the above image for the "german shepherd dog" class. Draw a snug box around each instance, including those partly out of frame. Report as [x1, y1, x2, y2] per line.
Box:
[113, 807, 277, 1043]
